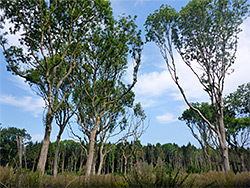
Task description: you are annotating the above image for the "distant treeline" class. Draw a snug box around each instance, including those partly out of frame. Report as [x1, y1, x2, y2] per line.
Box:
[1, 127, 249, 175]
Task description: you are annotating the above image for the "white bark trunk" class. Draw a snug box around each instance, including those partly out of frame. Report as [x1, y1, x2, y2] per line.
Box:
[85, 129, 97, 177]
[37, 111, 54, 173]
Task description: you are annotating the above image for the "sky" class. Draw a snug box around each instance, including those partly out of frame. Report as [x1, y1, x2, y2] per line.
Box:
[1, 0, 250, 147]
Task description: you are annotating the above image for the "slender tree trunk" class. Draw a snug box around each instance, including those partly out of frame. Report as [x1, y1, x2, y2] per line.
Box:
[202, 146, 212, 170]
[120, 157, 123, 174]
[97, 144, 105, 175]
[62, 151, 65, 173]
[23, 146, 27, 170]
[112, 155, 114, 174]
[53, 129, 63, 177]
[79, 149, 84, 173]
[32, 156, 38, 172]
[16, 136, 23, 169]
[85, 129, 97, 177]
[218, 112, 230, 172]
[124, 157, 127, 175]
[37, 111, 54, 173]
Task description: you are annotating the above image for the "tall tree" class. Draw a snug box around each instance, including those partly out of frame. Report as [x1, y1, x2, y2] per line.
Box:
[70, 14, 142, 177]
[145, 0, 249, 171]
[0, 0, 112, 173]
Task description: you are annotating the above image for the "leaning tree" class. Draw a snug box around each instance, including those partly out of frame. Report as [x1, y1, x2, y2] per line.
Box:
[145, 0, 249, 171]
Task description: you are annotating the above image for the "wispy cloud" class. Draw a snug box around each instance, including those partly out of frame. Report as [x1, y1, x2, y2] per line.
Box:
[9, 76, 34, 95]
[0, 94, 44, 117]
[156, 112, 178, 124]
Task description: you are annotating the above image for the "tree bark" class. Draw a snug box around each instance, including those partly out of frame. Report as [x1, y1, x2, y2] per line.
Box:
[85, 129, 97, 177]
[62, 151, 65, 173]
[97, 143, 104, 175]
[79, 149, 84, 173]
[16, 136, 23, 169]
[91, 153, 97, 175]
[218, 112, 230, 172]
[240, 154, 246, 171]
[53, 129, 64, 177]
[37, 111, 54, 173]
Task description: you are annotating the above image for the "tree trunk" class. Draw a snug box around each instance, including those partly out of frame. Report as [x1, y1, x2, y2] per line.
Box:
[62, 151, 65, 173]
[16, 136, 23, 169]
[23, 146, 27, 170]
[79, 149, 84, 173]
[92, 154, 96, 175]
[240, 154, 246, 171]
[97, 143, 105, 175]
[32, 156, 38, 172]
[218, 112, 230, 172]
[85, 129, 97, 177]
[124, 156, 127, 175]
[112, 154, 114, 174]
[53, 129, 63, 177]
[37, 111, 54, 173]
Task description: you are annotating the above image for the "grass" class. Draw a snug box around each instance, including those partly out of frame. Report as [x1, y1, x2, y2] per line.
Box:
[192, 171, 250, 188]
[0, 166, 250, 187]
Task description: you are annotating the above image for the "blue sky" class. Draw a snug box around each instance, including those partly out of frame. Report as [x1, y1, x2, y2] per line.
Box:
[1, 0, 250, 147]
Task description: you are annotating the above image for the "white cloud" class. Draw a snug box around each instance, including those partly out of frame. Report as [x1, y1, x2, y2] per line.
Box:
[9, 76, 34, 94]
[0, 94, 45, 117]
[224, 17, 250, 95]
[31, 134, 44, 141]
[156, 112, 178, 124]
[135, 70, 175, 97]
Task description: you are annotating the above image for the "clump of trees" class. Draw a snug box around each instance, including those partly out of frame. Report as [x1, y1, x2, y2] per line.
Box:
[0, 0, 143, 177]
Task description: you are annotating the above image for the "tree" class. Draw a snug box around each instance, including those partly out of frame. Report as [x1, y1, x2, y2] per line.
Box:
[145, 0, 249, 172]
[70, 13, 142, 177]
[179, 91, 250, 171]
[0, 126, 31, 167]
[53, 99, 73, 177]
[96, 103, 147, 175]
[224, 83, 250, 171]
[179, 103, 221, 170]
[0, 0, 113, 173]
[225, 83, 250, 116]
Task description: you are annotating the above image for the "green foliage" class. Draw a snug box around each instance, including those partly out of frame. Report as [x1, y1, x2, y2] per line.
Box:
[225, 82, 250, 116]
[0, 126, 31, 167]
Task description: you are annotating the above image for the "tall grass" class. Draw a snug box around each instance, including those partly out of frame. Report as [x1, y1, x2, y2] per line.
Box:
[0, 166, 249, 187]
[192, 171, 250, 188]
[0, 166, 122, 187]
[123, 162, 194, 187]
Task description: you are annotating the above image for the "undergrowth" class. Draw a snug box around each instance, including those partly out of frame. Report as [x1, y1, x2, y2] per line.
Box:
[0, 166, 249, 187]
